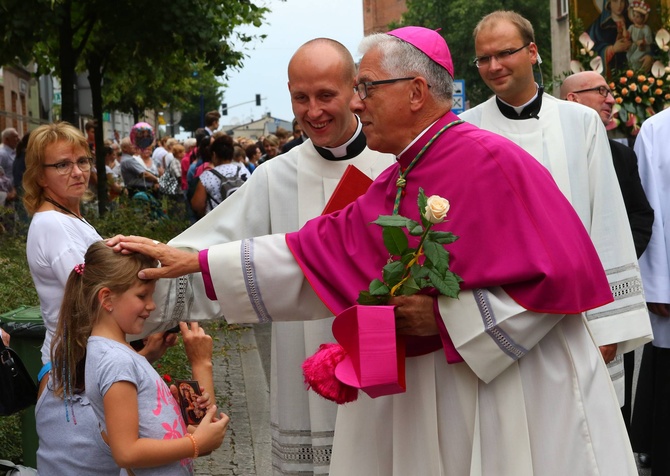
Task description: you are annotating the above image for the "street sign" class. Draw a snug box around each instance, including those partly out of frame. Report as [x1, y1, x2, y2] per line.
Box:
[452, 79, 466, 115]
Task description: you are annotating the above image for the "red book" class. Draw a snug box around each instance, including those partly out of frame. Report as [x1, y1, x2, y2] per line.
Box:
[321, 165, 373, 215]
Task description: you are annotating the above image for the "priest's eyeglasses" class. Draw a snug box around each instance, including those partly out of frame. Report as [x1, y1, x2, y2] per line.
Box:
[43, 157, 93, 175]
[571, 86, 613, 98]
[473, 43, 531, 68]
[354, 77, 416, 100]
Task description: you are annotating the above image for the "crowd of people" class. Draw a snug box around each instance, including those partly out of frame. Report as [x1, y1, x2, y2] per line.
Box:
[0, 113, 301, 231]
[4, 7, 669, 476]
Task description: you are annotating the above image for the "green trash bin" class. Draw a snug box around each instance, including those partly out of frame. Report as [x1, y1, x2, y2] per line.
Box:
[0, 305, 45, 469]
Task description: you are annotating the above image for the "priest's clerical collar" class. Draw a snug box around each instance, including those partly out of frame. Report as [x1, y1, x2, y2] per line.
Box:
[313, 116, 366, 161]
[496, 84, 544, 120]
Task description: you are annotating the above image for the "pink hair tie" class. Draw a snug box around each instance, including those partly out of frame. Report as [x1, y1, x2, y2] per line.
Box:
[74, 263, 85, 275]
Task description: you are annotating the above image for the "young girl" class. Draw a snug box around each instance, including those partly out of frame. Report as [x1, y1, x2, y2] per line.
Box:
[51, 241, 229, 475]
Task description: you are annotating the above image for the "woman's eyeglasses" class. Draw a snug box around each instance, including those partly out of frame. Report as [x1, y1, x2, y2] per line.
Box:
[43, 157, 93, 175]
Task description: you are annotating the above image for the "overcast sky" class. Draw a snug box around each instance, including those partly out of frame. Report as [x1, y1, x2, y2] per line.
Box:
[221, 0, 365, 126]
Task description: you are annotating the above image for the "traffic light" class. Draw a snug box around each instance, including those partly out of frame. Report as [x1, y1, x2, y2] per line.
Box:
[222, 103, 228, 116]
[256, 94, 261, 106]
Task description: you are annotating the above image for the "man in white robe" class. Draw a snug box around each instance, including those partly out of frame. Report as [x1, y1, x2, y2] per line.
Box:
[459, 11, 652, 405]
[631, 107, 670, 473]
[138, 39, 394, 475]
[114, 27, 639, 476]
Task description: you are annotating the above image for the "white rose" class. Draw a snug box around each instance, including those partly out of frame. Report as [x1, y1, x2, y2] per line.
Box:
[424, 195, 450, 224]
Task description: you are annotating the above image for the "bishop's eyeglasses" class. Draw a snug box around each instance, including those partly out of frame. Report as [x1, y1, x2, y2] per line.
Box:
[354, 77, 416, 100]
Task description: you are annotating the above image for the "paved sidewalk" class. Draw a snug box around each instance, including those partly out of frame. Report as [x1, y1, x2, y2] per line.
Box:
[195, 324, 272, 476]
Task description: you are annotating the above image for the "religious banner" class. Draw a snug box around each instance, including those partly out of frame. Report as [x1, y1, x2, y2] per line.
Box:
[569, 0, 670, 135]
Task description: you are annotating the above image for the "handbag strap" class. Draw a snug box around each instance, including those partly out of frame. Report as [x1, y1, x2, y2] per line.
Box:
[0, 337, 19, 377]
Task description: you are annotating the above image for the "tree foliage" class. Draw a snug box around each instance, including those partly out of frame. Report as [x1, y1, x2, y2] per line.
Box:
[392, 0, 550, 106]
[177, 71, 226, 133]
[0, 0, 266, 119]
[0, 0, 268, 213]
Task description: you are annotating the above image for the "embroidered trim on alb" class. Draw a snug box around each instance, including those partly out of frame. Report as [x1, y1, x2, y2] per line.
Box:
[271, 440, 333, 466]
[609, 275, 644, 300]
[171, 275, 189, 321]
[242, 239, 272, 323]
[586, 301, 647, 321]
[605, 262, 640, 276]
[474, 289, 527, 360]
[269, 422, 334, 471]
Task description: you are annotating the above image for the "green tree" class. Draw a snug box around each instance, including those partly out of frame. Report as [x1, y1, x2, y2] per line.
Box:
[0, 0, 97, 123]
[393, 0, 550, 106]
[0, 0, 268, 213]
[178, 71, 225, 134]
[84, 0, 266, 214]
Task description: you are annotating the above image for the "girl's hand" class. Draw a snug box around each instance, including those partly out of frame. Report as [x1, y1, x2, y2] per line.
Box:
[181, 322, 213, 367]
[192, 405, 230, 454]
[138, 331, 178, 364]
[196, 387, 212, 409]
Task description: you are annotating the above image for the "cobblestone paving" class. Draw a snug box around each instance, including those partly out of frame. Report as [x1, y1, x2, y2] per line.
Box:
[195, 326, 262, 476]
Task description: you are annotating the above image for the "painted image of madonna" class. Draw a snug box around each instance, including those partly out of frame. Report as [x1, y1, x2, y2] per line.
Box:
[585, 0, 661, 75]
[588, 0, 632, 74]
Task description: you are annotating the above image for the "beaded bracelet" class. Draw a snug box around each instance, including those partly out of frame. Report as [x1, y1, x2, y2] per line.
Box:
[186, 433, 199, 459]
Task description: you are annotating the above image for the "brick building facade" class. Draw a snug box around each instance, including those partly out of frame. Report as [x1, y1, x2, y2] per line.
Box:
[363, 0, 407, 34]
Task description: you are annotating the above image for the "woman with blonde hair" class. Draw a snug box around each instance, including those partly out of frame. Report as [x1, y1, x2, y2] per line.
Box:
[24, 122, 100, 366]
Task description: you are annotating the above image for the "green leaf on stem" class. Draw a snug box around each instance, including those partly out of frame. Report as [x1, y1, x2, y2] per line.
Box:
[410, 263, 429, 280]
[423, 240, 450, 274]
[418, 188, 429, 229]
[427, 269, 461, 299]
[427, 230, 459, 244]
[373, 215, 411, 227]
[383, 226, 409, 256]
[382, 260, 405, 287]
[369, 279, 390, 296]
[407, 220, 423, 236]
[401, 248, 418, 266]
[398, 275, 421, 295]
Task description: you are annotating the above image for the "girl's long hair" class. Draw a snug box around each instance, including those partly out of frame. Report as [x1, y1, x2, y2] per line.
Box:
[51, 241, 157, 398]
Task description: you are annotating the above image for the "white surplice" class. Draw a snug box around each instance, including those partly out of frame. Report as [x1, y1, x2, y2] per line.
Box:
[142, 137, 393, 475]
[460, 94, 652, 404]
[203, 233, 637, 476]
[634, 107, 670, 348]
